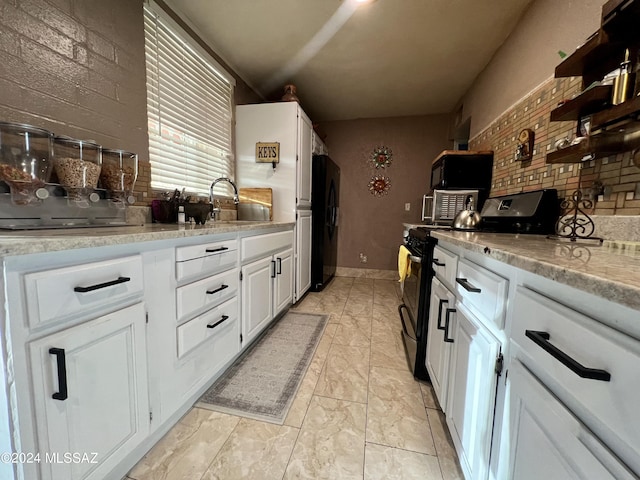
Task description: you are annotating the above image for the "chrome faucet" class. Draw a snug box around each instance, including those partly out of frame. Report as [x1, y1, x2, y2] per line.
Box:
[209, 177, 240, 220]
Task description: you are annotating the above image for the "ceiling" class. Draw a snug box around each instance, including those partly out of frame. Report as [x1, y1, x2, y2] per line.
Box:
[164, 0, 534, 122]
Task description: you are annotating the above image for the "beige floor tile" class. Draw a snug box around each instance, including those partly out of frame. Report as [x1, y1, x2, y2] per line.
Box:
[128, 409, 239, 480]
[343, 297, 373, 316]
[316, 294, 348, 315]
[284, 395, 366, 480]
[367, 366, 436, 455]
[333, 314, 372, 347]
[292, 293, 322, 312]
[352, 277, 375, 286]
[201, 418, 299, 480]
[426, 408, 458, 460]
[364, 443, 443, 480]
[370, 331, 408, 372]
[420, 382, 439, 410]
[315, 343, 370, 403]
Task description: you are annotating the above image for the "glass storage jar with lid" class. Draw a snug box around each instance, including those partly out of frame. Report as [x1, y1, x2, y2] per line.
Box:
[0, 121, 53, 205]
[100, 149, 138, 205]
[53, 136, 102, 204]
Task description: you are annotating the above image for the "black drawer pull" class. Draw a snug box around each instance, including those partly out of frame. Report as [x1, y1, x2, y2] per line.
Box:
[206, 284, 229, 295]
[271, 260, 277, 278]
[436, 298, 448, 330]
[444, 308, 456, 343]
[207, 315, 230, 329]
[456, 277, 481, 293]
[49, 348, 68, 401]
[277, 257, 282, 274]
[205, 246, 229, 253]
[525, 330, 611, 382]
[74, 276, 131, 293]
[433, 258, 445, 267]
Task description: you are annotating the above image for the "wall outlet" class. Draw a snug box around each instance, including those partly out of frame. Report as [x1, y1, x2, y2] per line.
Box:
[359, 252, 368, 263]
[405, 203, 411, 211]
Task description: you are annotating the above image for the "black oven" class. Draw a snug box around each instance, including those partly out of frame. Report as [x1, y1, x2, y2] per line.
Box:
[398, 229, 437, 381]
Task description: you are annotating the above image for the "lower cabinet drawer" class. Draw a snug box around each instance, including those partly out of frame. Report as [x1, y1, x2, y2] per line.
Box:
[456, 258, 508, 330]
[24, 255, 144, 329]
[176, 268, 238, 321]
[511, 286, 640, 475]
[176, 239, 238, 281]
[177, 296, 239, 358]
[241, 230, 293, 262]
[432, 245, 458, 289]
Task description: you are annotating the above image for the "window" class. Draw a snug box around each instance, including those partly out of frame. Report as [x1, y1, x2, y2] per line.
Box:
[143, 2, 236, 198]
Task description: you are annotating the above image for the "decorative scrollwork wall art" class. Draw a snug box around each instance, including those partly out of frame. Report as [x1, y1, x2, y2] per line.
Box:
[370, 146, 393, 169]
[368, 175, 391, 196]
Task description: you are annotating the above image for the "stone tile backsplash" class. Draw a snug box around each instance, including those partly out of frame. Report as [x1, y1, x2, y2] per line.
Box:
[469, 76, 640, 216]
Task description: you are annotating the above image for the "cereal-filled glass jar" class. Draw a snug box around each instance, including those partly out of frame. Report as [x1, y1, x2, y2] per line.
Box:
[0, 122, 53, 205]
[100, 149, 138, 205]
[53, 137, 102, 203]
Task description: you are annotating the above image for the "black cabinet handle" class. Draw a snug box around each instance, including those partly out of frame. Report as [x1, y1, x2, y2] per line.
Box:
[525, 330, 611, 381]
[436, 298, 448, 330]
[271, 260, 276, 278]
[456, 277, 481, 293]
[277, 257, 282, 275]
[207, 315, 230, 329]
[205, 246, 229, 253]
[49, 348, 68, 401]
[206, 284, 229, 295]
[444, 308, 456, 343]
[74, 276, 130, 293]
[433, 258, 445, 267]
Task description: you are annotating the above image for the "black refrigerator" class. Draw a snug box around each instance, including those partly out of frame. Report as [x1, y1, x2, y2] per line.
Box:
[311, 155, 340, 291]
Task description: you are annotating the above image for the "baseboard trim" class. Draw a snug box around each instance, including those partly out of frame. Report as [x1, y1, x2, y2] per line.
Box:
[335, 267, 397, 280]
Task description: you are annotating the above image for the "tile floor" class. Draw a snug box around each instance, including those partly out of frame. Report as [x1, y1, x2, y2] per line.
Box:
[127, 277, 464, 480]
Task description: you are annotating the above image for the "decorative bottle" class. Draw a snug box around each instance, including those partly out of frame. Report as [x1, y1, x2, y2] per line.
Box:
[612, 49, 632, 105]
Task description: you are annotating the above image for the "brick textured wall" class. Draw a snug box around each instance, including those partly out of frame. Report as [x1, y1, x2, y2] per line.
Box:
[0, 0, 152, 204]
[469, 76, 640, 215]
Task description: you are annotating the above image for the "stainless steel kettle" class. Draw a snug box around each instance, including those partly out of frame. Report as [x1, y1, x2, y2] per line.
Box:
[452, 195, 482, 230]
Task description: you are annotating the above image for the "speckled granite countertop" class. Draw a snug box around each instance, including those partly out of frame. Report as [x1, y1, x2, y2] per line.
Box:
[432, 231, 640, 311]
[0, 221, 294, 257]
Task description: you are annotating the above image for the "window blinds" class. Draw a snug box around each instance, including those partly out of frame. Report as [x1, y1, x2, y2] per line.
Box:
[143, 3, 235, 197]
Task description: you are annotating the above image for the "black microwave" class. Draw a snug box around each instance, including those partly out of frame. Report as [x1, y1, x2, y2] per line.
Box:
[430, 150, 494, 192]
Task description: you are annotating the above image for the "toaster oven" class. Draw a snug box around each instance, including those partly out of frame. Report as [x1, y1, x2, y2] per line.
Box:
[421, 189, 479, 225]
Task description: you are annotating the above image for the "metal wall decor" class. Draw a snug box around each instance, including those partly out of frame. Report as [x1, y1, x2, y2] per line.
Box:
[368, 175, 391, 196]
[553, 190, 603, 243]
[370, 146, 393, 169]
[516, 128, 534, 162]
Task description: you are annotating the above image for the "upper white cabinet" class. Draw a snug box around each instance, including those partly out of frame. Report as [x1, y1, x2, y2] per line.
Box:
[312, 130, 328, 156]
[236, 102, 313, 302]
[236, 102, 313, 220]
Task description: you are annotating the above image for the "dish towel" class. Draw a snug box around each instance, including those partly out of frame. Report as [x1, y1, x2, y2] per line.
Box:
[398, 245, 412, 283]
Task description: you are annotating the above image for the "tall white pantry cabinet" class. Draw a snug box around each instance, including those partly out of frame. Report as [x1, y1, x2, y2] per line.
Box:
[235, 102, 313, 302]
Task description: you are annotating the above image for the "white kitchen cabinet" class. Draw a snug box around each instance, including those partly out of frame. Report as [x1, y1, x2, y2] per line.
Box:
[312, 130, 328, 156]
[240, 228, 294, 348]
[29, 302, 149, 480]
[425, 276, 455, 411]
[274, 247, 294, 315]
[446, 303, 501, 480]
[296, 209, 312, 300]
[505, 360, 635, 480]
[241, 255, 274, 346]
[236, 102, 313, 302]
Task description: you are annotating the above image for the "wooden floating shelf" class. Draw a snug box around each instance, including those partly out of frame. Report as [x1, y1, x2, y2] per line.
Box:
[550, 85, 613, 122]
[591, 94, 640, 130]
[555, 30, 623, 82]
[545, 131, 627, 164]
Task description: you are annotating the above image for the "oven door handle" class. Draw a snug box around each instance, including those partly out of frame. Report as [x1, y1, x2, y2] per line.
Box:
[398, 304, 415, 340]
[409, 255, 422, 263]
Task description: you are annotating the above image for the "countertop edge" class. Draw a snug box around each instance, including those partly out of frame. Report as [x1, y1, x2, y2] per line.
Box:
[432, 230, 640, 311]
[0, 221, 295, 257]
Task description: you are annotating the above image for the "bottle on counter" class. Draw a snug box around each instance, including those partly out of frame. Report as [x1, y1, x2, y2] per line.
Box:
[177, 205, 185, 224]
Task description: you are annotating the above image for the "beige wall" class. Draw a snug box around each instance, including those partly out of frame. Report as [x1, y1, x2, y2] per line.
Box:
[460, 0, 606, 139]
[321, 115, 451, 271]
